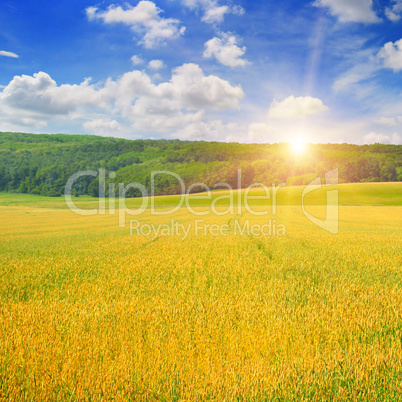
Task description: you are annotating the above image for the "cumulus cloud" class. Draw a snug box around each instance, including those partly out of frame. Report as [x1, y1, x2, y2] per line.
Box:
[363, 132, 401, 144]
[248, 123, 279, 143]
[181, 0, 244, 24]
[131, 55, 144, 65]
[83, 119, 120, 133]
[378, 39, 402, 72]
[204, 33, 250, 67]
[0, 50, 19, 58]
[86, 1, 185, 48]
[0, 72, 100, 115]
[267, 96, 328, 119]
[148, 59, 165, 70]
[169, 63, 244, 110]
[313, 0, 380, 23]
[20, 118, 47, 128]
[0, 64, 243, 136]
[202, 6, 229, 24]
[385, 0, 402, 21]
[174, 120, 226, 139]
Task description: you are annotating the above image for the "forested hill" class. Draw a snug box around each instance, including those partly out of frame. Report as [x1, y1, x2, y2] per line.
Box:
[0, 132, 401, 197]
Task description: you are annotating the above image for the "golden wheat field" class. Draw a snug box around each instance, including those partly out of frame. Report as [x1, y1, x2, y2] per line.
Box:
[0, 185, 402, 400]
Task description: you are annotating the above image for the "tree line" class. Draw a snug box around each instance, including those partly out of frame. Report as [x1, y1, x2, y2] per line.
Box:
[0, 132, 401, 197]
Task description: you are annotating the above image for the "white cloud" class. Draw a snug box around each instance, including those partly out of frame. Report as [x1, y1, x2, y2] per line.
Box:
[174, 120, 242, 141]
[20, 118, 47, 128]
[86, 1, 185, 48]
[248, 123, 279, 143]
[181, 0, 244, 24]
[0, 72, 100, 115]
[267, 96, 328, 119]
[204, 33, 250, 68]
[374, 116, 402, 126]
[169, 63, 244, 110]
[131, 55, 144, 65]
[148, 59, 165, 70]
[0, 50, 19, 58]
[174, 120, 224, 139]
[391, 133, 401, 144]
[332, 61, 379, 92]
[378, 39, 402, 72]
[0, 65, 243, 137]
[85, 6, 98, 20]
[83, 119, 120, 133]
[202, 5, 229, 24]
[313, 0, 380, 23]
[231, 5, 244, 16]
[385, 0, 402, 21]
[363, 132, 402, 144]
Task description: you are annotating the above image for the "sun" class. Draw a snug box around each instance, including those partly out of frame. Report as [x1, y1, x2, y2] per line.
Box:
[289, 140, 308, 155]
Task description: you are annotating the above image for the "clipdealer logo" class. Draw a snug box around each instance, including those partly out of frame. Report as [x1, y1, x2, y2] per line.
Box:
[301, 168, 339, 234]
[64, 168, 339, 236]
[129, 218, 286, 240]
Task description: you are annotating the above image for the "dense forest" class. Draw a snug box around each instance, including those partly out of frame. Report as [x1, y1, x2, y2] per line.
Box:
[0, 132, 401, 197]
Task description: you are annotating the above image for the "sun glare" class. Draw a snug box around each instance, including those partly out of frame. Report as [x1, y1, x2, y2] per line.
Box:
[290, 140, 307, 155]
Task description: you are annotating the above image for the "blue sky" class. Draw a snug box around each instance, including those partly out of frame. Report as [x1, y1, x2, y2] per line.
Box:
[0, 0, 401, 144]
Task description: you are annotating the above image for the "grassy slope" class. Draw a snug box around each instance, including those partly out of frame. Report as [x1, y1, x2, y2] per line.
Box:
[1, 182, 401, 208]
